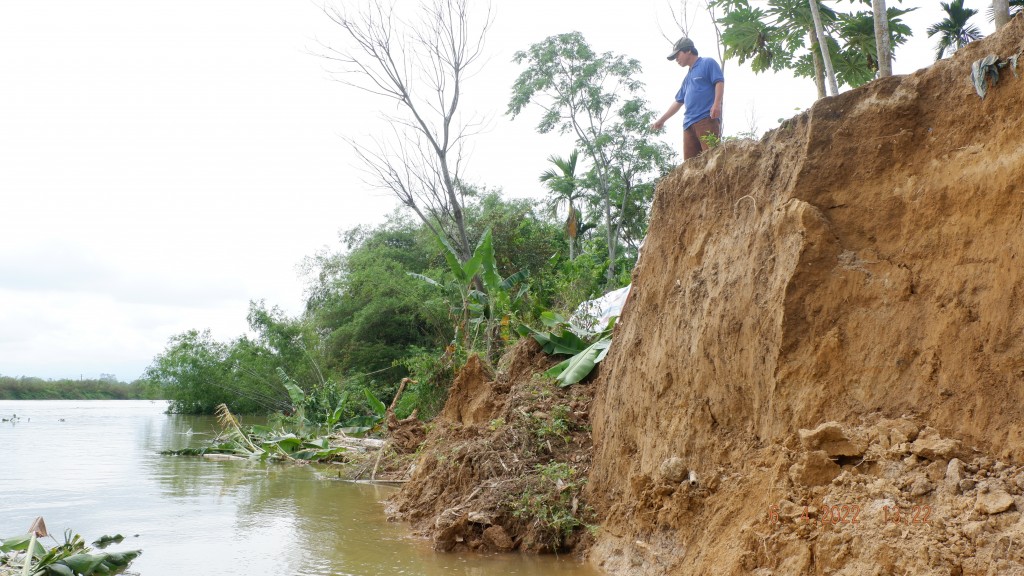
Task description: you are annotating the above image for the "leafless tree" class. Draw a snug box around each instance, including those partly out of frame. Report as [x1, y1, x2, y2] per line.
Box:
[666, 0, 697, 37]
[317, 0, 492, 260]
[663, 0, 725, 69]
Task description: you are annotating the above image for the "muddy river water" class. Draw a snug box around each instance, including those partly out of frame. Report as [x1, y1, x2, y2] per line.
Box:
[0, 400, 598, 575]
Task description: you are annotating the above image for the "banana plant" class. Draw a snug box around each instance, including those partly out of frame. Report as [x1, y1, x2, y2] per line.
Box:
[477, 230, 531, 347]
[411, 229, 529, 355]
[334, 388, 388, 436]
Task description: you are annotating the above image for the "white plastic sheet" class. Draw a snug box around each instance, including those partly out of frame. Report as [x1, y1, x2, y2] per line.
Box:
[569, 284, 631, 335]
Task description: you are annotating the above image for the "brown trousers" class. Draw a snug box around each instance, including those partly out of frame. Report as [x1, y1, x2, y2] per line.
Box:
[683, 117, 722, 160]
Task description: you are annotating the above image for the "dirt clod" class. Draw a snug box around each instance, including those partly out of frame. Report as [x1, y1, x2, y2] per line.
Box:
[790, 450, 841, 487]
[658, 457, 687, 483]
[799, 422, 865, 458]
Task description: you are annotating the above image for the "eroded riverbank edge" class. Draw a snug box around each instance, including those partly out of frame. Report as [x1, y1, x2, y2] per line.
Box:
[374, 17, 1024, 576]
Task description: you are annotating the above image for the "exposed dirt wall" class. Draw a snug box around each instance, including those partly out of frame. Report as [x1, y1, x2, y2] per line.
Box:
[386, 344, 598, 554]
[587, 16, 1024, 575]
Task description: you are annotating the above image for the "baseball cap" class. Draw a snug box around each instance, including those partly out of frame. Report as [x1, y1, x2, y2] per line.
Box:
[667, 37, 696, 60]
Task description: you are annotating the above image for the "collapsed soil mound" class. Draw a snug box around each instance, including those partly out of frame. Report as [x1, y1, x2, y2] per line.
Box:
[385, 342, 598, 553]
[586, 15, 1024, 576]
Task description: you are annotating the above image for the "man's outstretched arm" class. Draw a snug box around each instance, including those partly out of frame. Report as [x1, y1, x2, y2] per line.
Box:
[651, 101, 683, 132]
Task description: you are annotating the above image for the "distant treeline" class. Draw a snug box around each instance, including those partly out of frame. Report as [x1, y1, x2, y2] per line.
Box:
[0, 376, 164, 401]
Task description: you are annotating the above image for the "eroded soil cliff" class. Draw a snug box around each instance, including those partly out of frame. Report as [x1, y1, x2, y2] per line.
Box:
[587, 15, 1024, 576]
[388, 15, 1024, 576]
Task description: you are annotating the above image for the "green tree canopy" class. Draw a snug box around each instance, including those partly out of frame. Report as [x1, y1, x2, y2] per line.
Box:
[508, 32, 671, 286]
[714, 0, 914, 97]
[144, 329, 284, 414]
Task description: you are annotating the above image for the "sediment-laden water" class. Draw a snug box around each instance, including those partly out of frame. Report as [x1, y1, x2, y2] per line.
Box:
[0, 400, 596, 575]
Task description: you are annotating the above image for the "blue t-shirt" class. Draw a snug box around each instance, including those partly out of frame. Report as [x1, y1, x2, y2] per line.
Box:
[674, 57, 724, 129]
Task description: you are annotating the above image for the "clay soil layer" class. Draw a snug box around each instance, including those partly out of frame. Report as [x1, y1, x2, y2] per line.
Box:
[587, 16, 1024, 576]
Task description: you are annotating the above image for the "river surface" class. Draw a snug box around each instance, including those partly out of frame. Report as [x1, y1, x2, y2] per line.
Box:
[0, 400, 599, 575]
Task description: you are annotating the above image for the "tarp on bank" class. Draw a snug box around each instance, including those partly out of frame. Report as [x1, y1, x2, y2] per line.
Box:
[570, 285, 631, 334]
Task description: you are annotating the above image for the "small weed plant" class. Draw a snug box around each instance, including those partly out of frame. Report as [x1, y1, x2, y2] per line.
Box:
[533, 404, 572, 445]
[525, 374, 555, 400]
[510, 462, 592, 550]
[699, 131, 722, 149]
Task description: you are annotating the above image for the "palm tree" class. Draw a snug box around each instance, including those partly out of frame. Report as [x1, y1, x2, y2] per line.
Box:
[988, 0, 1024, 26]
[539, 150, 584, 261]
[994, 0, 1010, 28]
[927, 0, 984, 61]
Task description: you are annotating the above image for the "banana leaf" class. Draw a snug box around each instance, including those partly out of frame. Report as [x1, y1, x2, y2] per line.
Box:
[276, 368, 305, 406]
[518, 324, 589, 356]
[539, 310, 567, 328]
[61, 553, 106, 573]
[335, 425, 372, 436]
[406, 272, 441, 287]
[364, 389, 387, 417]
[41, 564, 74, 576]
[59, 549, 141, 574]
[0, 534, 32, 553]
[544, 338, 611, 386]
[261, 435, 302, 453]
[290, 446, 347, 461]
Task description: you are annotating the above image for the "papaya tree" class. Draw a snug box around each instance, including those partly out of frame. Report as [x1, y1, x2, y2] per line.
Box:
[713, 0, 913, 97]
[508, 32, 670, 286]
[808, 0, 839, 95]
[873, 0, 892, 76]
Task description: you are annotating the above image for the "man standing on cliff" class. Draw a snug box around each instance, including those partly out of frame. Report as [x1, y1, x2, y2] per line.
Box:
[651, 37, 724, 160]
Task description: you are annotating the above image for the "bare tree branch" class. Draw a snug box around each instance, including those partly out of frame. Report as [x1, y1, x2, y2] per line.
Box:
[316, 0, 493, 260]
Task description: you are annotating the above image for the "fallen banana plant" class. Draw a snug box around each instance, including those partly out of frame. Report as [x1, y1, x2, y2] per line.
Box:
[0, 519, 140, 576]
[161, 404, 355, 463]
[518, 311, 615, 387]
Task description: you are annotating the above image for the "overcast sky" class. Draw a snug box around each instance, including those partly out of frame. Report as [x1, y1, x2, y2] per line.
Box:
[0, 1, 997, 381]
